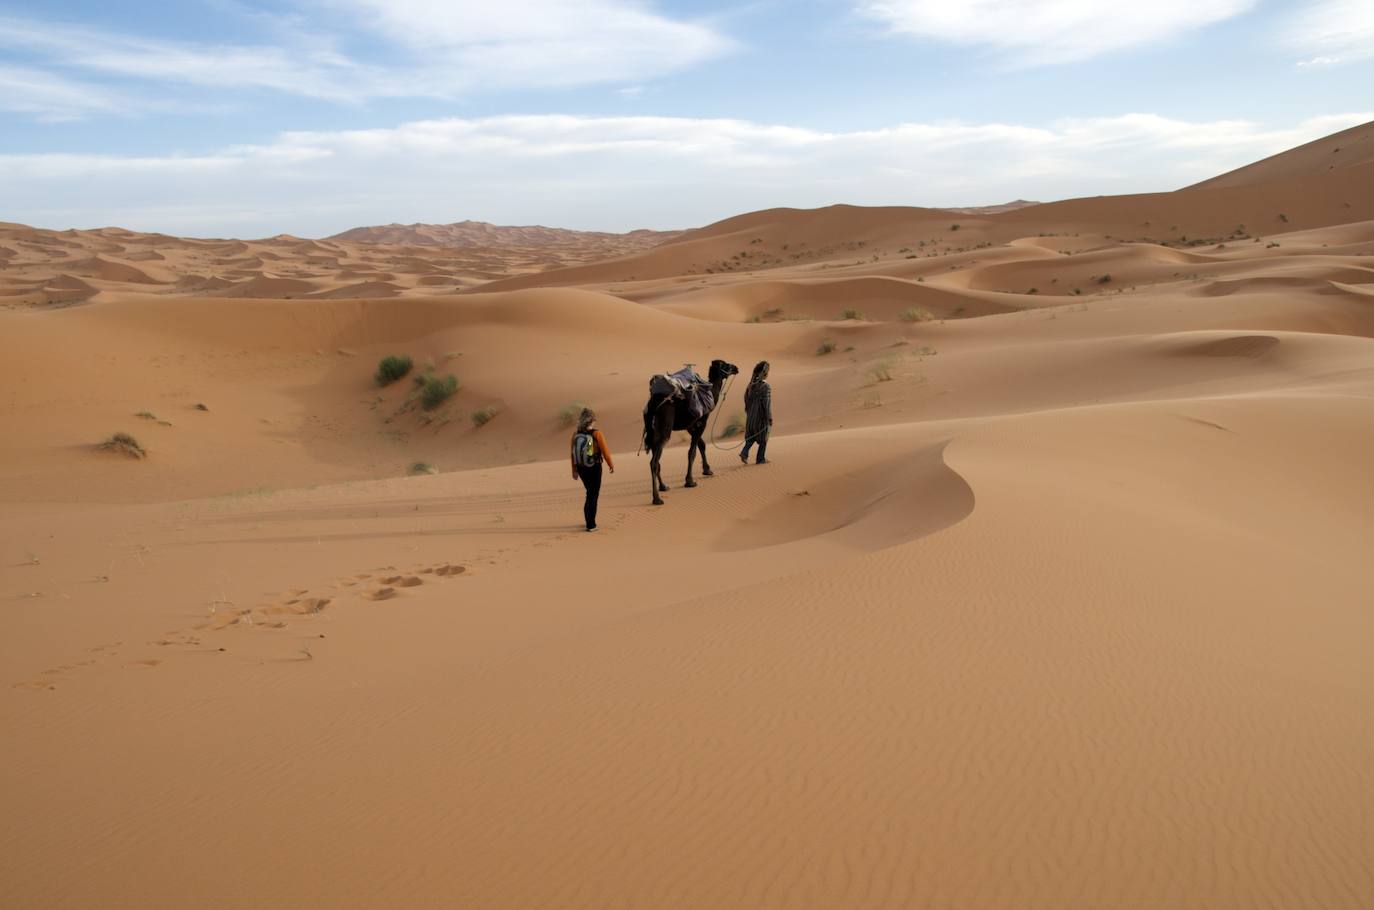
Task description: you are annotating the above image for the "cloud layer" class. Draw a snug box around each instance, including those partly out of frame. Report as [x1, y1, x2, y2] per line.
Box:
[857, 0, 1257, 64]
[4, 111, 1367, 236]
[0, 1, 730, 118]
[1290, 0, 1374, 67]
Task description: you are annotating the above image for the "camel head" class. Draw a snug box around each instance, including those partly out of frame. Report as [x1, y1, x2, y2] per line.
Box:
[707, 359, 739, 385]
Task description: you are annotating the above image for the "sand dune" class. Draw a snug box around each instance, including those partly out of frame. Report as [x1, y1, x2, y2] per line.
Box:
[3, 122, 1374, 909]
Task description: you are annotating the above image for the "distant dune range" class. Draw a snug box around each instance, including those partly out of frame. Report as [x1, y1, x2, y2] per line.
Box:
[2, 122, 1373, 910]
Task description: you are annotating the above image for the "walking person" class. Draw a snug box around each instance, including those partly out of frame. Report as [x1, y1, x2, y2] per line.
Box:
[571, 408, 614, 531]
[740, 360, 772, 465]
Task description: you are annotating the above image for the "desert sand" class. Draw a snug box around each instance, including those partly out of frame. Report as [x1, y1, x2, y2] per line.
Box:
[2, 123, 1373, 909]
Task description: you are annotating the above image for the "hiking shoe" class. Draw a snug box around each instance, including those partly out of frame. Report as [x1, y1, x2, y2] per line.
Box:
[739, 452, 749, 464]
[587, 526, 598, 532]
[756, 458, 769, 465]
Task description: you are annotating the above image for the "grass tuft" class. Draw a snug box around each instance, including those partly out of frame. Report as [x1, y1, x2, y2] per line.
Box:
[471, 405, 501, 427]
[816, 339, 837, 355]
[558, 402, 587, 428]
[899, 307, 934, 322]
[418, 373, 459, 410]
[374, 354, 414, 387]
[721, 412, 745, 438]
[839, 308, 864, 320]
[408, 462, 438, 475]
[865, 356, 898, 385]
[99, 432, 146, 459]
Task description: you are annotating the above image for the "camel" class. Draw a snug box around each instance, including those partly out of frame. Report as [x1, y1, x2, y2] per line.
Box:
[642, 359, 739, 505]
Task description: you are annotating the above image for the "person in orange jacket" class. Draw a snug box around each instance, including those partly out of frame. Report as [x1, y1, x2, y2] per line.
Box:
[570, 408, 614, 531]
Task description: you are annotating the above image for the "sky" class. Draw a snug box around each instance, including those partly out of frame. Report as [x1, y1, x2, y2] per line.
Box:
[2, 0, 1372, 237]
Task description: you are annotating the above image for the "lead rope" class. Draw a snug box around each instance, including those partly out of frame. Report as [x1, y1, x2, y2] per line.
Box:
[709, 373, 766, 451]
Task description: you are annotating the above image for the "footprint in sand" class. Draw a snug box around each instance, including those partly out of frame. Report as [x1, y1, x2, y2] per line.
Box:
[432, 564, 466, 577]
[124, 659, 161, 669]
[275, 596, 331, 615]
[363, 586, 397, 601]
[380, 575, 423, 587]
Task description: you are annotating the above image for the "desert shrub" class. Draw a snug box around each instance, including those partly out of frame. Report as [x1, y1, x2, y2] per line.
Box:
[866, 357, 897, 385]
[558, 402, 587, 428]
[899, 307, 933, 322]
[1278, 213, 1289, 223]
[816, 339, 837, 355]
[840, 308, 863, 320]
[375, 354, 413, 386]
[418, 374, 459, 410]
[471, 405, 500, 427]
[949, 224, 961, 231]
[408, 462, 437, 475]
[721, 412, 745, 438]
[1097, 274, 1112, 284]
[99, 432, 146, 458]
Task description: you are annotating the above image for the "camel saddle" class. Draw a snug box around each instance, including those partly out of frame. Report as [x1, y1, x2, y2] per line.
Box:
[648, 366, 715, 421]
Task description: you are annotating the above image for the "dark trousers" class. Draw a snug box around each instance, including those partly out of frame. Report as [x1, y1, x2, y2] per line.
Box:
[741, 427, 769, 463]
[577, 462, 603, 529]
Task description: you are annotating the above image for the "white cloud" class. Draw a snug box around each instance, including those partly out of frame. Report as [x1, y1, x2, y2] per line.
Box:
[333, 0, 730, 88]
[0, 2, 730, 116]
[0, 64, 130, 121]
[0, 15, 373, 102]
[1289, 0, 1374, 66]
[2, 111, 1368, 236]
[857, 0, 1257, 64]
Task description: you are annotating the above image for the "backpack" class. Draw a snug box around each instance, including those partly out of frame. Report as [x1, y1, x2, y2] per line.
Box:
[571, 430, 600, 468]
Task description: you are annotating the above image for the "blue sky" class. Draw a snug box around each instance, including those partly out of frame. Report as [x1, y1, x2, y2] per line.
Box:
[2, 0, 1371, 236]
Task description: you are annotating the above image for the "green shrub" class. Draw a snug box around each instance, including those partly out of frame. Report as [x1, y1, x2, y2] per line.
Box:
[816, 340, 837, 355]
[949, 224, 961, 231]
[418, 374, 459, 409]
[99, 432, 146, 458]
[375, 354, 413, 386]
[1097, 274, 1112, 284]
[558, 402, 587, 428]
[471, 405, 500, 427]
[721, 412, 745, 438]
[408, 462, 437, 475]
[840, 308, 863, 320]
[899, 308, 933, 322]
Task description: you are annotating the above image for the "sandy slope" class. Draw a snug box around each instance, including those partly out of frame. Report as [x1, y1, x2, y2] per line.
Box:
[3, 126, 1374, 909]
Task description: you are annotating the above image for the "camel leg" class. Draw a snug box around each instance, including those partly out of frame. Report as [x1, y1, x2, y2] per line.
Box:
[684, 435, 698, 488]
[699, 436, 713, 477]
[650, 445, 664, 505]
